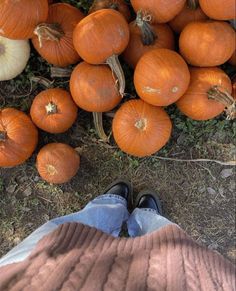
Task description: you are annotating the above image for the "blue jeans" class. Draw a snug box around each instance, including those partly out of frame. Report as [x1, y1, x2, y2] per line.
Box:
[0, 194, 172, 267]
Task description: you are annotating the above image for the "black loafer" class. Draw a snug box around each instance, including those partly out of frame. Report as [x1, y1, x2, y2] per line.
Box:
[102, 179, 133, 208]
[135, 190, 162, 215]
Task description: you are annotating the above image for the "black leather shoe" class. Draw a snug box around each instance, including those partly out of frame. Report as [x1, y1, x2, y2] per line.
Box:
[135, 190, 162, 215]
[102, 179, 133, 207]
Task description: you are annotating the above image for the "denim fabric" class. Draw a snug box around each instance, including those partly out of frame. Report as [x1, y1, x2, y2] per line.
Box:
[0, 194, 172, 267]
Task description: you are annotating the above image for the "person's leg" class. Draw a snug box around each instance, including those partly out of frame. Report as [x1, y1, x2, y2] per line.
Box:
[0, 180, 132, 267]
[127, 190, 174, 237]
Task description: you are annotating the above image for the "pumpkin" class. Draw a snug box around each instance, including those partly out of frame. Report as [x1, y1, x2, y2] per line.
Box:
[134, 49, 190, 106]
[73, 9, 129, 96]
[0, 108, 38, 167]
[169, 0, 208, 33]
[179, 21, 235, 67]
[199, 0, 235, 20]
[176, 67, 235, 120]
[0, 36, 30, 81]
[123, 11, 175, 68]
[0, 0, 48, 40]
[89, 0, 131, 22]
[130, 0, 186, 23]
[30, 88, 78, 134]
[32, 3, 84, 67]
[36, 143, 80, 184]
[112, 99, 172, 157]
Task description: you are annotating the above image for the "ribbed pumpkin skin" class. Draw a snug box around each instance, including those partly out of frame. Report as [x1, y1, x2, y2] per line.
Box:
[179, 21, 235, 67]
[0, 108, 38, 167]
[176, 67, 232, 120]
[70, 62, 121, 112]
[32, 3, 84, 67]
[89, 0, 131, 22]
[0, 0, 48, 39]
[30, 88, 78, 134]
[134, 49, 190, 106]
[169, 4, 208, 33]
[36, 143, 80, 184]
[73, 9, 129, 64]
[199, 0, 235, 20]
[112, 99, 172, 157]
[123, 23, 175, 68]
[130, 0, 186, 23]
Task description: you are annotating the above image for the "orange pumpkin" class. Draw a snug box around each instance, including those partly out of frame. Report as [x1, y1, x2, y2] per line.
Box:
[134, 49, 190, 106]
[30, 88, 78, 134]
[0, 0, 48, 40]
[70, 62, 121, 112]
[32, 3, 84, 67]
[176, 67, 234, 120]
[89, 0, 131, 22]
[179, 21, 235, 67]
[169, 1, 208, 33]
[0, 108, 38, 167]
[36, 143, 80, 184]
[73, 9, 130, 95]
[112, 99, 172, 157]
[199, 0, 236, 20]
[123, 12, 175, 68]
[130, 0, 186, 23]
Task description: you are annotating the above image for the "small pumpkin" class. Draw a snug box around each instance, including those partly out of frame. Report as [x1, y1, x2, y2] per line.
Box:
[30, 88, 78, 134]
[176, 67, 235, 120]
[0, 108, 38, 167]
[169, 0, 208, 33]
[179, 21, 235, 67]
[112, 99, 172, 157]
[199, 0, 235, 20]
[89, 0, 131, 22]
[73, 9, 130, 95]
[134, 48, 190, 106]
[130, 0, 186, 23]
[0, 0, 48, 40]
[36, 143, 80, 184]
[0, 36, 30, 81]
[32, 3, 84, 67]
[123, 11, 175, 68]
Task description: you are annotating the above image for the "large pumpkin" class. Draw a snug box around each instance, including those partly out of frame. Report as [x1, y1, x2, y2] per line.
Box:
[0, 0, 48, 39]
[176, 67, 234, 120]
[123, 11, 175, 68]
[73, 9, 129, 95]
[179, 21, 235, 67]
[134, 49, 190, 106]
[0, 108, 38, 167]
[36, 143, 80, 184]
[112, 99, 172, 157]
[30, 88, 78, 134]
[89, 0, 131, 22]
[130, 0, 186, 23]
[199, 0, 235, 20]
[32, 3, 84, 67]
[169, 1, 208, 33]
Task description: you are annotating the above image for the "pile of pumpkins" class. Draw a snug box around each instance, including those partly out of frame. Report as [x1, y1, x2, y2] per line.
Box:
[0, 0, 235, 184]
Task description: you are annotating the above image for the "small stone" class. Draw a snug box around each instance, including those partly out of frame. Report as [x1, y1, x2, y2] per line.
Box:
[23, 187, 32, 196]
[220, 168, 234, 179]
[207, 187, 216, 195]
[6, 184, 17, 194]
[13, 237, 21, 245]
[34, 176, 40, 182]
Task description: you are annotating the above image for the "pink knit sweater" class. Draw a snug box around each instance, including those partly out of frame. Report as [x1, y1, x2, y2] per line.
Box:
[0, 223, 235, 290]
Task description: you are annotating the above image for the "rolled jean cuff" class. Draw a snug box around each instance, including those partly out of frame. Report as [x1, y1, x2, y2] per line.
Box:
[94, 194, 127, 206]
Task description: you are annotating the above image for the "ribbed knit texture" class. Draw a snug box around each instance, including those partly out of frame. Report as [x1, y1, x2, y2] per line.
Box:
[0, 223, 235, 291]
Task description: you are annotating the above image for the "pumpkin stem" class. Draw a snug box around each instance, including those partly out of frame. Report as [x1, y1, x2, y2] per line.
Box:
[0, 131, 6, 142]
[136, 10, 156, 45]
[34, 23, 65, 48]
[187, 0, 199, 10]
[207, 85, 236, 120]
[51, 67, 72, 78]
[135, 118, 147, 131]
[45, 102, 58, 115]
[93, 112, 110, 142]
[106, 54, 125, 97]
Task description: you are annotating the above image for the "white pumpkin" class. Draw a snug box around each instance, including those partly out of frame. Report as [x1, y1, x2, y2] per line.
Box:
[0, 36, 30, 81]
